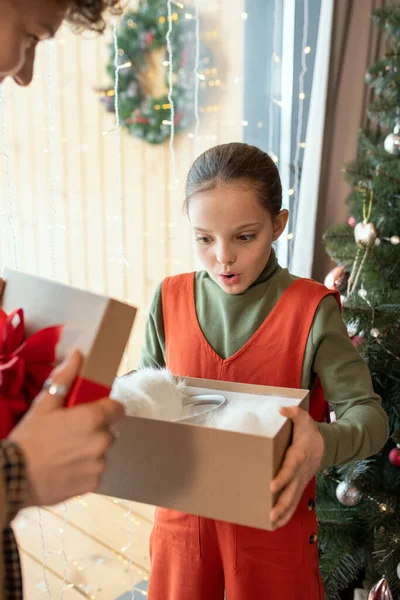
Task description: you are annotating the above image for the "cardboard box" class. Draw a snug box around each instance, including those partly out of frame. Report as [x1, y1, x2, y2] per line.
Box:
[99, 377, 309, 531]
[1, 269, 137, 406]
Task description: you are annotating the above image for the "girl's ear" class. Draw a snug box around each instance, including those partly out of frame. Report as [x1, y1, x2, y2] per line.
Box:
[272, 209, 289, 241]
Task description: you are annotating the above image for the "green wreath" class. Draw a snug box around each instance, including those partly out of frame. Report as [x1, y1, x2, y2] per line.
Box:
[98, 0, 212, 145]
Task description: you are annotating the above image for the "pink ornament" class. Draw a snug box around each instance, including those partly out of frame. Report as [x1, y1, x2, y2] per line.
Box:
[368, 577, 393, 600]
[145, 32, 154, 46]
[351, 335, 365, 349]
[389, 446, 400, 468]
[348, 216, 356, 228]
[324, 265, 349, 293]
[180, 49, 189, 68]
[174, 111, 184, 126]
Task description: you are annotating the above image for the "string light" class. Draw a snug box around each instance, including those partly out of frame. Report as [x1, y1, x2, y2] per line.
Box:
[112, 18, 127, 302]
[0, 86, 19, 269]
[124, 507, 135, 600]
[289, 0, 309, 268]
[60, 502, 69, 599]
[46, 41, 59, 279]
[193, 0, 201, 159]
[166, 0, 177, 189]
[268, 0, 280, 164]
[241, 11, 248, 20]
[38, 507, 52, 598]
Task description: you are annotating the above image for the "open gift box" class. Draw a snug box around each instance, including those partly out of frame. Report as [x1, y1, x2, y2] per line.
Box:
[0, 268, 137, 433]
[99, 377, 309, 531]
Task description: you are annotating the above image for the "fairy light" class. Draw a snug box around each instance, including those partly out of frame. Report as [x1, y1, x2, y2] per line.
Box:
[60, 502, 69, 599]
[166, 0, 177, 189]
[112, 18, 127, 302]
[46, 41, 59, 279]
[0, 86, 19, 269]
[38, 508, 52, 598]
[124, 506, 136, 599]
[268, 0, 281, 163]
[193, 0, 201, 158]
[289, 0, 310, 266]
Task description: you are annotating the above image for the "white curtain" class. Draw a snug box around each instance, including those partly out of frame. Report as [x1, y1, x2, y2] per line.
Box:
[290, 0, 334, 277]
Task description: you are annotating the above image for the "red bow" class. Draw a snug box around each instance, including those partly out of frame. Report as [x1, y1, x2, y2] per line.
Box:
[0, 308, 63, 439]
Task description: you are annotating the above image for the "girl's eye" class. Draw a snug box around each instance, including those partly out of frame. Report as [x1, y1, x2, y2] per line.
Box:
[238, 234, 256, 242]
[196, 235, 212, 244]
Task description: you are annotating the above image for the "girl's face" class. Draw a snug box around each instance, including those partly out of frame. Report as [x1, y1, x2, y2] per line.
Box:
[188, 181, 288, 295]
[0, 0, 69, 87]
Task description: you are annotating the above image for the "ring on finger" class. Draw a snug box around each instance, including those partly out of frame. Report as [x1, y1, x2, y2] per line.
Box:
[42, 378, 68, 398]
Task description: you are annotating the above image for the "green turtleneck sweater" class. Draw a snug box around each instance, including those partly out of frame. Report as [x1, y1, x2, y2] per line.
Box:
[138, 250, 389, 469]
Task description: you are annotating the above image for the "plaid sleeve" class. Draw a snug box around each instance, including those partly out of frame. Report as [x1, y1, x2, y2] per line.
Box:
[0, 441, 27, 600]
[0, 441, 28, 523]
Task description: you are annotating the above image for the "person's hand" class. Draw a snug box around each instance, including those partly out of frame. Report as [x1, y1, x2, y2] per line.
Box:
[9, 350, 125, 507]
[270, 406, 324, 529]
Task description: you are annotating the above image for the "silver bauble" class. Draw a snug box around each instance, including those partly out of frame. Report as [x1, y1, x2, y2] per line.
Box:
[336, 481, 362, 506]
[384, 124, 400, 155]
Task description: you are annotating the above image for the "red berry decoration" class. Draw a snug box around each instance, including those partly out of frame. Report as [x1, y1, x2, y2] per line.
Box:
[389, 446, 400, 468]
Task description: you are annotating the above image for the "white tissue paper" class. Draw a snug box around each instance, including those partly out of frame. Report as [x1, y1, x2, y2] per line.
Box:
[207, 396, 285, 437]
[111, 368, 186, 422]
[112, 368, 285, 437]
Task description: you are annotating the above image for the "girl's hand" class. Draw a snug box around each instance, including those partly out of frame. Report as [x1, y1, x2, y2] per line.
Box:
[269, 406, 324, 528]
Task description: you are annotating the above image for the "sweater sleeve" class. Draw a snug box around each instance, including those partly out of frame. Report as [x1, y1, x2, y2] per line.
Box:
[137, 282, 167, 369]
[307, 295, 389, 468]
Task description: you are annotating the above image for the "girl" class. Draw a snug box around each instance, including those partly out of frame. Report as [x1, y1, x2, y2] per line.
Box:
[139, 143, 389, 599]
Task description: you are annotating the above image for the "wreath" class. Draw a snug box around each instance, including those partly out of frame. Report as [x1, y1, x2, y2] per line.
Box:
[98, 0, 212, 145]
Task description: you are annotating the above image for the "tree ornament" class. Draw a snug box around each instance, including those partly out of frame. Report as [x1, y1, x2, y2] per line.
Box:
[368, 576, 393, 600]
[384, 120, 400, 155]
[324, 265, 349, 293]
[354, 221, 377, 248]
[348, 216, 356, 228]
[397, 563, 400, 580]
[354, 187, 377, 248]
[336, 481, 362, 506]
[351, 335, 366, 349]
[389, 445, 400, 468]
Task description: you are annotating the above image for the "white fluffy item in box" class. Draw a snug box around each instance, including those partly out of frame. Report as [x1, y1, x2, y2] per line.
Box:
[111, 368, 285, 437]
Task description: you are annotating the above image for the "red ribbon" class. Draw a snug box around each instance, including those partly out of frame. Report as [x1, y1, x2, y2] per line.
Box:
[66, 376, 110, 408]
[0, 308, 63, 439]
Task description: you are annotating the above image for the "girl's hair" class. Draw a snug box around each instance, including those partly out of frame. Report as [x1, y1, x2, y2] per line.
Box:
[184, 142, 282, 217]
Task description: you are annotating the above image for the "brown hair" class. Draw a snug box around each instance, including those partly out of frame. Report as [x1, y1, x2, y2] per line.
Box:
[184, 142, 283, 217]
[65, 0, 123, 33]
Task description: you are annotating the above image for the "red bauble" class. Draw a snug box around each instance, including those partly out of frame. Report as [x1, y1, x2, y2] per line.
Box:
[389, 446, 400, 467]
[368, 577, 393, 600]
[145, 32, 154, 46]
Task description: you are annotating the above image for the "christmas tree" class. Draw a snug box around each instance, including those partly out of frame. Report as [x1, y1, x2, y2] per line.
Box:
[316, 7, 400, 600]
